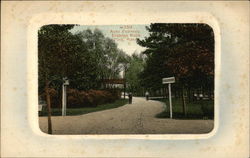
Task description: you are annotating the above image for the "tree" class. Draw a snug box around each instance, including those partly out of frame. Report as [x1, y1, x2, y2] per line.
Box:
[74, 29, 128, 89]
[39, 25, 134, 133]
[137, 23, 214, 88]
[126, 52, 146, 95]
[38, 24, 76, 134]
[39, 26, 130, 127]
[68, 29, 102, 90]
[137, 23, 214, 115]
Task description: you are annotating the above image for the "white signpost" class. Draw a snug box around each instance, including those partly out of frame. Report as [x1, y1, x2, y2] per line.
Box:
[38, 104, 43, 112]
[162, 77, 175, 119]
[62, 77, 69, 116]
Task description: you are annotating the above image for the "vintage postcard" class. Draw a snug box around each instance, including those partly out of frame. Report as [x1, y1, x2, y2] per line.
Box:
[1, 1, 249, 157]
[38, 24, 214, 135]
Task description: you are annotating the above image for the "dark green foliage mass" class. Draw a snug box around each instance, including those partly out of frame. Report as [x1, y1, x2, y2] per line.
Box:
[137, 23, 214, 93]
[38, 25, 128, 93]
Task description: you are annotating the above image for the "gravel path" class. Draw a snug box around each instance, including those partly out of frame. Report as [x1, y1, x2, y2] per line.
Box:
[39, 97, 214, 134]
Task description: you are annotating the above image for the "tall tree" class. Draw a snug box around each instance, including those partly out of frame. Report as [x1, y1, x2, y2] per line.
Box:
[137, 23, 214, 115]
[74, 29, 128, 89]
[69, 29, 102, 90]
[38, 24, 76, 134]
[126, 52, 146, 95]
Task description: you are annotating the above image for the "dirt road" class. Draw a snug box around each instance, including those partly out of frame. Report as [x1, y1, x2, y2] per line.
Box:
[39, 97, 214, 134]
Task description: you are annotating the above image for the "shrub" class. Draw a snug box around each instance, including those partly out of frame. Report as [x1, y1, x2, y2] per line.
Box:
[67, 89, 121, 108]
[201, 101, 214, 119]
[40, 88, 122, 108]
[105, 89, 121, 100]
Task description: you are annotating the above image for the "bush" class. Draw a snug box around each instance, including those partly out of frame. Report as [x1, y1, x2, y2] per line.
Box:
[39, 88, 122, 108]
[201, 101, 214, 119]
[154, 98, 214, 119]
[105, 89, 121, 100]
[67, 89, 121, 108]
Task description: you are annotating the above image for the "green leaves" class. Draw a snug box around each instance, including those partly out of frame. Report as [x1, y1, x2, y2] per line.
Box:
[126, 52, 145, 95]
[137, 23, 214, 91]
[38, 25, 129, 92]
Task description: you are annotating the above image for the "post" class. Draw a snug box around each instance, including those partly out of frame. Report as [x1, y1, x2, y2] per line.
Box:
[182, 86, 187, 116]
[162, 77, 175, 119]
[64, 85, 67, 116]
[45, 80, 52, 134]
[169, 83, 173, 119]
[124, 82, 126, 99]
[62, 77, 69, 116]
[62, 83, 65, 116]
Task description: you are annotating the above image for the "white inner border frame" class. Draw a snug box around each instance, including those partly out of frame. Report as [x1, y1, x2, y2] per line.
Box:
[27, 11, 220, 140]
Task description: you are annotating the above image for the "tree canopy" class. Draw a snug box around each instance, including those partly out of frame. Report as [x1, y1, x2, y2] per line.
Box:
[137, 23, 214, 92]
[125, 52, 146, 95]
[38, 25, 128, 92]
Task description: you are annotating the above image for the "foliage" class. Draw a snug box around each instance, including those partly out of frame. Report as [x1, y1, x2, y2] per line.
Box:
[67, 88, 121, 107]
[40, 88, 121, 108]
[74, 29, 129, 89]
[153, 98, 214, 119]
[39, 26, 129, 93]
[38, 24, 77, 133]
[38, 24, 77, 92]
[125, 52, 146, 95]
[137, 23, 214, 92]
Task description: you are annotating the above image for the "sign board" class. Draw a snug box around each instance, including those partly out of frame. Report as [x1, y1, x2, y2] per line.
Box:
[162, 77, 175, 84]
[64, 80, 69, 85]
[162, 76, 175, 119]
[38, 104, 43, 111]
[102, 79, 125, 84]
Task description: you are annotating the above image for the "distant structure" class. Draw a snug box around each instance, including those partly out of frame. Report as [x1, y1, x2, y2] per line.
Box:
[102, 79, 125, 89]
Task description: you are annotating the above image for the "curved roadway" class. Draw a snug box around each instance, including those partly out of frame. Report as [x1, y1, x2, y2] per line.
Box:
[39, 97, 213, 134]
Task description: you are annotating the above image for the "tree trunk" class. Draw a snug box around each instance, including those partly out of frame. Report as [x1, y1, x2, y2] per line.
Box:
[45, 80, 52, 134]
[165, 87, 168, 98]
[187, 87, 191, 103]
[182, 86, 187, 116]
[123, 81, 126, 99]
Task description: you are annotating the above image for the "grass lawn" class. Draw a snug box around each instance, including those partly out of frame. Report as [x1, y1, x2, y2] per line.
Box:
[152, 98, 214, 120]
[39, 99, 128, 116]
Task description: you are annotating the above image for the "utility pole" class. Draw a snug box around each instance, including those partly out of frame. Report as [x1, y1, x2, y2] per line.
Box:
[123, 65, 127, 99]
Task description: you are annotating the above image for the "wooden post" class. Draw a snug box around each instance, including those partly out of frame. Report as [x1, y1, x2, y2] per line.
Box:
[124, 82, 126, 99]
[123, 66, 126, 99]
[45, 80, 52, 134]
[182, 86, 187, 116]
[162, 77, 175, 118]
[62, 84, 67, 116]
[62, 83, 64, 116]
[168, 83, 173, 119]
[188, 87, 191, 103]
[62, 78, 69, 116]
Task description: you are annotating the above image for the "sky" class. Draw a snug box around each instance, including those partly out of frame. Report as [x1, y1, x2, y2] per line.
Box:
[70, 25, 150, 56]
